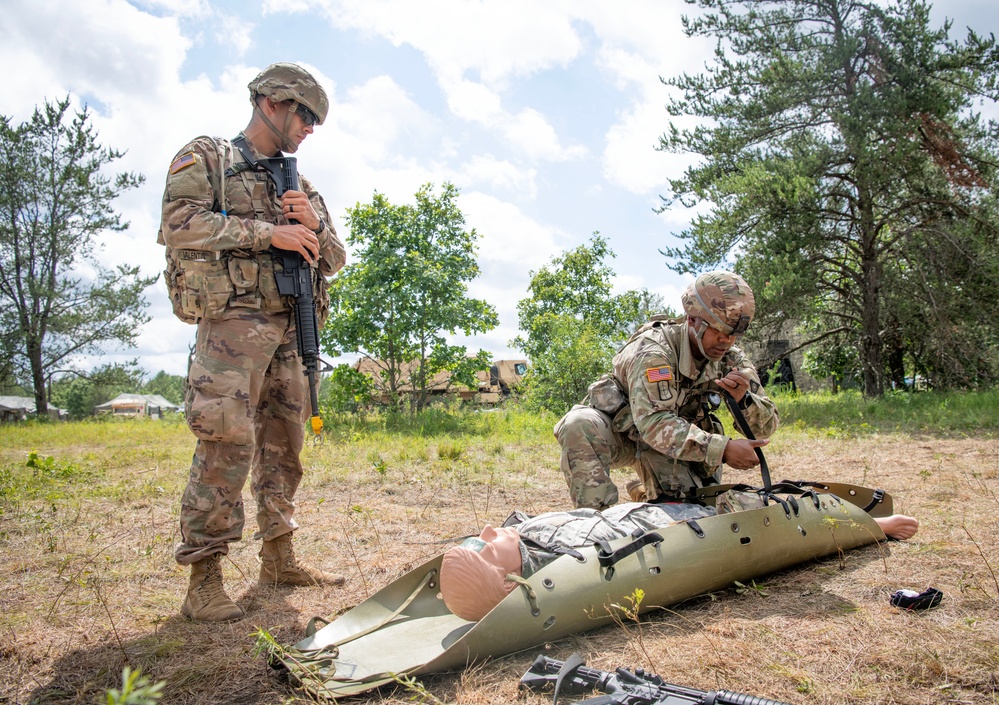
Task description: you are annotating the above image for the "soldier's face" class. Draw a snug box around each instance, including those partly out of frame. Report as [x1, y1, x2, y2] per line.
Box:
[279, 100, 316, 152]
[690, 317, 738, 360]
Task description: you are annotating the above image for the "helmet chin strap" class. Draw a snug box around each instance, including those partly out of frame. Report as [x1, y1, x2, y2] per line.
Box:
[692, 319, 724, 361]
[253, 100, 298, 154]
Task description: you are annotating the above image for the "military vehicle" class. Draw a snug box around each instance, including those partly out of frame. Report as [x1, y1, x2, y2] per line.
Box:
[353, 358, 527, 405]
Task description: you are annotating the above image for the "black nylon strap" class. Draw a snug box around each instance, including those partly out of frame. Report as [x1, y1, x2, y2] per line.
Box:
[596, 531, 664, 568]
[721, 389, 772, 491]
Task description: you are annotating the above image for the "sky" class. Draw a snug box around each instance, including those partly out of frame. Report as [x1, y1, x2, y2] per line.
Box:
[0, 0, 993, 378]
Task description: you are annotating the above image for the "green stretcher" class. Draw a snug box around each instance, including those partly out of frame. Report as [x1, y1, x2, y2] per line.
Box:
[274, 481, 893, 699]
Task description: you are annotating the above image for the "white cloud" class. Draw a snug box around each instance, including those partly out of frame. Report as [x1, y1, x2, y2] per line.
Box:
[458, 192, 562, 270]
[458, 155, 537, 199]
[313, 0, 582, 85]
[335, 75, 435, 162]
[303, 0, 587, 161]
[1, 0, 700, 377]
[1, 0, 187, 115]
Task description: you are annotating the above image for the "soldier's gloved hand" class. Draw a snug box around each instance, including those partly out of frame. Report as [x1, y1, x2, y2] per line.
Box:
[716, 369, 751, 402]
[280, 189, 322, 232]
[722, 438, 768, 469]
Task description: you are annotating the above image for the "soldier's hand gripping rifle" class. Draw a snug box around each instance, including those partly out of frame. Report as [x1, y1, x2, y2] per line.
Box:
[520, 653, 794, 705]
[253, 151, 327, 437]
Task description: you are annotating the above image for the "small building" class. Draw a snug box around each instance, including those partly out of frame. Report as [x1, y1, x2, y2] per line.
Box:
[0, 396, 67, 422]
[93, 393, 181, 418]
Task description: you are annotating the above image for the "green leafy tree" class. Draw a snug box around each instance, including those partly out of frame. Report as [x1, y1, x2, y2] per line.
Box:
[321, 363, 375, 414]
[519, 316, 614, 415]
[514, 235, 671, 413]
[613, 288, 675, 342]
[659, 0, 999, 396]
[322, 183, 498, 412]
[512, 234, 619, 362]
[0, 97, 156, 415]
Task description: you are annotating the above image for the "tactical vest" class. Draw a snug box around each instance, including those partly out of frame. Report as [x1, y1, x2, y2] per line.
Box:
[158, 135, 328, 324]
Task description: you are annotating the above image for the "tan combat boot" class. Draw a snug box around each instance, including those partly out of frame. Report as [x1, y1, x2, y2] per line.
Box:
[181, 554, 244, 622]
[625, 479, 647, 503]
[259, 533, 346, 587]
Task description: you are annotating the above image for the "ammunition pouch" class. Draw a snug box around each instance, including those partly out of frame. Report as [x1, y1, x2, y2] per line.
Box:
[165, 248, 293, 323]
[165, 249, 231, 323]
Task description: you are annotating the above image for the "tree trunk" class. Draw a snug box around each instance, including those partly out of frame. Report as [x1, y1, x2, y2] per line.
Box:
[859, 211, 884, 397]
[29, 340, 49, 417]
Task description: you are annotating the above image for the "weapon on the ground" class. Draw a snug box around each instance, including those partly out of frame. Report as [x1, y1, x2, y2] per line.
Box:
[520, 653, 794, 705]
[239, 142, 326, 437]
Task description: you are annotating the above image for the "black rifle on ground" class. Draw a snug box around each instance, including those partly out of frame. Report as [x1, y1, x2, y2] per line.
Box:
[232, 136, 326, 436]
[520, 653, 794, 705]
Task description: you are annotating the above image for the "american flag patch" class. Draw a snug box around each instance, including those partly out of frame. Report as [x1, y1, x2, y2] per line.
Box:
[645, 366, 672, 382]
[169, 152, 197, 174]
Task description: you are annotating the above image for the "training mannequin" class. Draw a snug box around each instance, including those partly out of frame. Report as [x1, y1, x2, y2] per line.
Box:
[440, 501, 919, 621]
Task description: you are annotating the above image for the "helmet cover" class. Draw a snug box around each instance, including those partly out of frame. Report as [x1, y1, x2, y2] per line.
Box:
[248, 62, 329, 125]
[681, 271, 755, 335]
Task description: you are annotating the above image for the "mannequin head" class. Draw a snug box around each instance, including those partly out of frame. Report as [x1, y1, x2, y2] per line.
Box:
[439, 525, 522, 621]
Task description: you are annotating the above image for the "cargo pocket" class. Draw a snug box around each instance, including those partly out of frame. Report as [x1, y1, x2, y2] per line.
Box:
[185, 358, 253, 445]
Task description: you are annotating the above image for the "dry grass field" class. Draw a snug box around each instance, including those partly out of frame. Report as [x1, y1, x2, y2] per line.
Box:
[1, 403, 997, 705]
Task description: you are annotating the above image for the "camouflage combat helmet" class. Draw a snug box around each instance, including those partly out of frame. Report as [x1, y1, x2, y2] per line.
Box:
[681, 271, 755, 336]
[248, 62, 329, 125]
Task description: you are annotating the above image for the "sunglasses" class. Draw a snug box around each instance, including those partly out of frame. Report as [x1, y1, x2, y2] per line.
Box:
[293, 102, 320, 127]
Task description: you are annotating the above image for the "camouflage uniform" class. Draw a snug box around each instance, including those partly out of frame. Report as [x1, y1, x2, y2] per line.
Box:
[509, 502, 716, 577]
[555, 274, 778, 510]
[160, 131, 346, 566]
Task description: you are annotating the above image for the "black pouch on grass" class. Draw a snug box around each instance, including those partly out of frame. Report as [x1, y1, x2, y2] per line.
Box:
[890, 587, 943, 610]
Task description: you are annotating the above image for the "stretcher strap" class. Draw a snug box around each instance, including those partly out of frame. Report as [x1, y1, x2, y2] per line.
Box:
[596, 531, 664, 568]
[299, 568, 438, 657]
[721, 390, 772, 491]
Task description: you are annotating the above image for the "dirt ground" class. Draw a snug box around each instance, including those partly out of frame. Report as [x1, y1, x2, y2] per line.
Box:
[1, 427, 997, 704]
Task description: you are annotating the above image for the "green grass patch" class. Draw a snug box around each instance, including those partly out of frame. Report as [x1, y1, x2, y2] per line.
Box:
[752, 388, 999, 437]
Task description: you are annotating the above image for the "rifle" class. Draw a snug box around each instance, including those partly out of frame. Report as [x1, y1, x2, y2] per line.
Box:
[520, 653, 794, 705]
[232, 136, 326, 436]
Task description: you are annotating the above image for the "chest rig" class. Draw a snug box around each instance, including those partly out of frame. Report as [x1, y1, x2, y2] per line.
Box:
[162, 135, 295, 323]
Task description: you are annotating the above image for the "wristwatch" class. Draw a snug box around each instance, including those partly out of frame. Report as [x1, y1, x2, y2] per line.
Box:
[312, 218, 326, 235]
[738, 392, 754, 410]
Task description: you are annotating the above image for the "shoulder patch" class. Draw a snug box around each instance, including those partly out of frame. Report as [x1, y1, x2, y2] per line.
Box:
[170, 152, 197, 174]
[645, 366, 672, 383]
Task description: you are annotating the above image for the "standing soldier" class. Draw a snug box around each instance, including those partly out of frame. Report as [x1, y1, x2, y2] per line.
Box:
[555, 271, 779, 509]
[158, 63, 347, 622]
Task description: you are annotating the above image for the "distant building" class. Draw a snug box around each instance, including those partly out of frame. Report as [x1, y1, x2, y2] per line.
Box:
[0, 396, 68, 422]
[93, 393, 181, 418]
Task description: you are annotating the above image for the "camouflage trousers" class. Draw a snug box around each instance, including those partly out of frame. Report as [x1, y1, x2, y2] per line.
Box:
[175, 309, 310, 566]
[554, 405, 721, 510]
